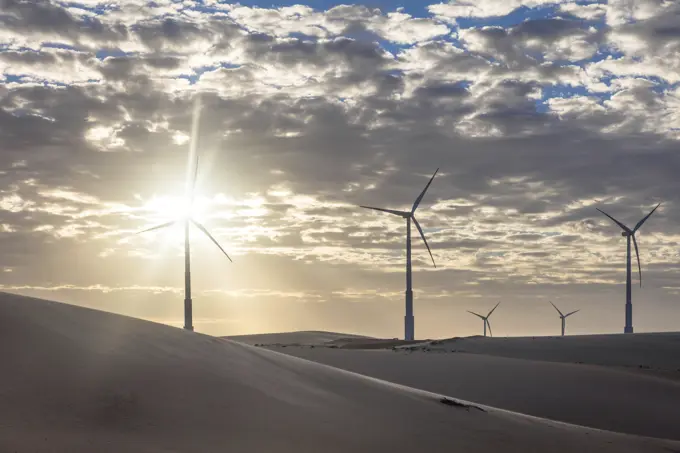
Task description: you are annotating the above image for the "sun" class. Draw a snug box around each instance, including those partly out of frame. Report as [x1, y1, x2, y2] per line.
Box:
[146, 195, 210, 220]
[140, 194, 212, 242]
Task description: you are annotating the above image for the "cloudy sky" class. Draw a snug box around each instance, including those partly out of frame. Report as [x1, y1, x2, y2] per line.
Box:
[1, 0, 679, 338]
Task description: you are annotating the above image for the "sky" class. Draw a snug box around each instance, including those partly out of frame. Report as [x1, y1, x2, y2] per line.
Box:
[1, 0, 680, 338]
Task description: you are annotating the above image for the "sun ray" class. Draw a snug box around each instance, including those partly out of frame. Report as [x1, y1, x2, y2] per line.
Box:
[186, 94, 202, 204]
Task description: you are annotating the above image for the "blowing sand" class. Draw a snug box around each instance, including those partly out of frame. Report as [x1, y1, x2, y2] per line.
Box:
[2, 292, 679, 452]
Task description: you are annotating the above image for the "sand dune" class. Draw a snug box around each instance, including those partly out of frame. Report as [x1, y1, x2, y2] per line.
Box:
[420, 333, 680, 372]
[270, 346, 680, 441]
[224, 331, 427, 349]
[224, 330, 372, 346]
[2, 293, 679, 452]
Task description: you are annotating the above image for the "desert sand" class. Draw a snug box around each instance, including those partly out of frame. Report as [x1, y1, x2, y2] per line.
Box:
[419, 333, 680, 371]
[225, 330, 371, 346]
[2, 292, 679, 452]
[245, 332, 680, 440]
[225, 331, 423, 349]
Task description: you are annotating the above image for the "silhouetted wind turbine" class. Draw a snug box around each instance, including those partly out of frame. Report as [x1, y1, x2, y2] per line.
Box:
[549, 301, 579, 336]
[467, 302, 500, 337]
[597, 203, 660, 334]
[137, 98, 231, 332]
[360, 169, 438, 341]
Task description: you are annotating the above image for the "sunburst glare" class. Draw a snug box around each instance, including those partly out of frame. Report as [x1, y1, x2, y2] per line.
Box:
[139, 194, 213, 242]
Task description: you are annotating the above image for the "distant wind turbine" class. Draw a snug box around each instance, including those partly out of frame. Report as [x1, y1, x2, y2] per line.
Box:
[360, 169, 439, 341]
[596, 203, 660, 334]
[467, 302, 500, 337]
[549, 301, 579, 336]
[137, 97, 232, 332]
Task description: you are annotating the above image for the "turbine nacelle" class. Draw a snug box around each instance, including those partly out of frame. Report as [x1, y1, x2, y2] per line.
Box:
[359, 168, 439, 268]
[549, 301, 579, 336]
[467, 302, 500, 337]
[597, 203, 661, 289]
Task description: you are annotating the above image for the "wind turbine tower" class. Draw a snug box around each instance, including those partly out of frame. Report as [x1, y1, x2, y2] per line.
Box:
[138, 97, 232, 331]
[549, 301, 579, 336]
[360, 169, 438, 341]
[596, 203, 660, 334]
[467, 302, 500, 337]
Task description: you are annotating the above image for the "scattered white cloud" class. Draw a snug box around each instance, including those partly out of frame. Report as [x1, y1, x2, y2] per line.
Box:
[429, 0, 567, 20]
[559, 3, 606, 20]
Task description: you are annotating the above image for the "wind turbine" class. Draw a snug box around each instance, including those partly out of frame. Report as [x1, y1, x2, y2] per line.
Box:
[549, 301, 579, 336]
[137, 97, 232, 332]
[596, 203, 660, 334]
[467, 302, 500, 337]
[360, 169, 438, 341]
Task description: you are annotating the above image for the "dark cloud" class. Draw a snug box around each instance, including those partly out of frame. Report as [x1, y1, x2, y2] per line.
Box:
[462, 18, 603, 66]
[0, 49, 57, 65]
[414, 81, 470, 99]
[133, 17, 208, 50]
[615, 4, 680, 49]
[0, 0, 127, 44]
[512, 18, 592, 41]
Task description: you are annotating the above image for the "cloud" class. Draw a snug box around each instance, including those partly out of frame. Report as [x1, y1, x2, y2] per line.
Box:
[559, 3, 606, 20]
[429, 0, 568, 20]
[599, 2, 680, 84]
[605, 0, 670, 27]
[1, 0, 679, 336]
[0, 0, 127, 48]
[460, 19, 603, 64]
[222, 4, 450, 45]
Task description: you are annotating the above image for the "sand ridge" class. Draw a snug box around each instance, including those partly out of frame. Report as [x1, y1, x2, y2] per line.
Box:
[266, 344, 680, 440]
[2, 292, 679, 452]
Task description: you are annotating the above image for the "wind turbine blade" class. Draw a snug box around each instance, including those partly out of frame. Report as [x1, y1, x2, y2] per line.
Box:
[565, 310, 580, 317]
[486, 319, 493, 337]
[632, 234, 642, 287]
[411, 168, 439, 214]
[136, 221, 175, 234]
[487, 301, 501, 318]
[633, 203, 661, 232]
[412, 216, 436, 268]
[191, 220, 233, 262]
[467, 310, 485, 320]
[596, 208, 631, 232]
[359, 206, 409, 217]
[549, 301, 564, 317]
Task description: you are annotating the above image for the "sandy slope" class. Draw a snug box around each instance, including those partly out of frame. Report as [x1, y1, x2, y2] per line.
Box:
[270, 347, 680, 441]
[224, 330, 372, 346]
[1, 293, 679, 452]
[420, 333, 680, 371]
[224, 331, 424, 349]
